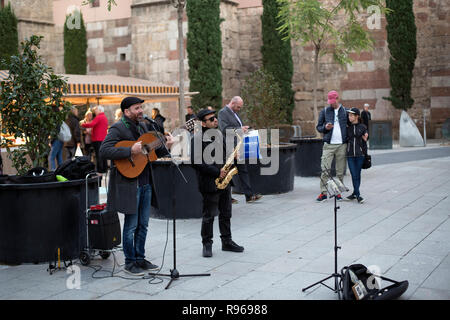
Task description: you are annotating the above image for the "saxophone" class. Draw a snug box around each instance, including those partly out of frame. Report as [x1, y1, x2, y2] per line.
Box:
[215, 131, 243, 190]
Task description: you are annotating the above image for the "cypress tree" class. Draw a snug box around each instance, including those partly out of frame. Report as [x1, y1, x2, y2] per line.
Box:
[261, 0, 294, 123]
[0, 3, 19, 68]
[64, 10, 87, 74]
[384, 0, 417, 110]
[186, 0, 222, 111]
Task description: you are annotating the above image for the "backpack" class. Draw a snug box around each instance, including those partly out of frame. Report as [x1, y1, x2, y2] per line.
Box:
[340, 264, 409, 300]
[55, 156, 96, 180]
[6, 167, 56, 184]
[58, 121, 72, 142]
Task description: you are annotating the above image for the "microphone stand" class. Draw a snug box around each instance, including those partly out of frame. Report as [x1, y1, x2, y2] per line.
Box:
[302, 165, 348, 299]
[145, 118, 210, 289]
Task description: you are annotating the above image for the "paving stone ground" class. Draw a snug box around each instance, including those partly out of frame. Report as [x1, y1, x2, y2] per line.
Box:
[1, 141, 449, 302]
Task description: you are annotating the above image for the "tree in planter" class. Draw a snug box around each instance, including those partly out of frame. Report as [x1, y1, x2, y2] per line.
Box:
[64, 10, 87, 74]
[0, 36, 71, 175]
[0, 3, 18, 68]
[277, 0, 387, 135]
[240, 68, 287, 130]
[383, 0, 416, 111]
[261, 0, 294, 124]
[186, 0, 223, 111]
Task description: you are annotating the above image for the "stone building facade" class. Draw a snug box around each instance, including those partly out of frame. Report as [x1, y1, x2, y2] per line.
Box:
[5, 0, 450, 137]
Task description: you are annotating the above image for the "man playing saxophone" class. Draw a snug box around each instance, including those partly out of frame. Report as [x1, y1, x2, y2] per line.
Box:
[191, 108, 244, 258]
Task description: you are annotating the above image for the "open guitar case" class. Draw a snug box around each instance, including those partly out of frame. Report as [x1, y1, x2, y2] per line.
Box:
[340, 264, 409, 300]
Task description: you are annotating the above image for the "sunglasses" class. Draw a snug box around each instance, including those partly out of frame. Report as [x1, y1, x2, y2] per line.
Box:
[203, 116, 216, 122]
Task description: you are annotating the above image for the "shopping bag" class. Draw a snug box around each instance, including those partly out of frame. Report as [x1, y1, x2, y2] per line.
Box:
[243, 130, 261, 160]
[75, 145, 83, 157]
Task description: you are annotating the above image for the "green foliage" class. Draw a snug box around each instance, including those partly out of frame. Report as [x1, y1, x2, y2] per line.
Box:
[277, 0, 385, 65]
[64, 10, 87, 75]
[0, 3, 19, 68]
[0, 36, 72, 174]
[240, 68, 288, 129]
[261, 0, 294, 124]
[384, 0, 416, 110]
[186, 0, 223, 111]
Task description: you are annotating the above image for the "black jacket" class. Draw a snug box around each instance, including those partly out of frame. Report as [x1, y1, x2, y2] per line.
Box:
[316, 105, 349, 144]
[347, 123, 368, 157]
[65, 113, 81, 147]
[99, 116, 167, 214]
[190, 127, 230, 194]
[361, 110, 371, 129]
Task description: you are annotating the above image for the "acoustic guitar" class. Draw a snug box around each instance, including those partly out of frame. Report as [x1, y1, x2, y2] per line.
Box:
[114, 131, 164, 178]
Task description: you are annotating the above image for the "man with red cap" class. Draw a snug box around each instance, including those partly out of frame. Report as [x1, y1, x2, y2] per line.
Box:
[315, 90, 349, 202]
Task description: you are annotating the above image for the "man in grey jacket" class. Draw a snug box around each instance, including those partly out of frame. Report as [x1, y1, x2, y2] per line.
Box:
[315, 90, 348, 202]
[218, 96, 262, 203]
[100, 97, 173, 276]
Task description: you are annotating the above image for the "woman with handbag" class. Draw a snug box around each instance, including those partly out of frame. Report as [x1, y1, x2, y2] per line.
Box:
[346, 108, 369, 203]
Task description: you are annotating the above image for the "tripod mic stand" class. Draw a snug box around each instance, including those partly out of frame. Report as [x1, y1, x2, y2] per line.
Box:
[145, 120, 210, 289]
[302, 165, 348, 299]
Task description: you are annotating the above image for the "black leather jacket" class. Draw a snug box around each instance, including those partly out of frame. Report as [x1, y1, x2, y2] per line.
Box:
[190, 127, 230, 193]
[347, 123, 368, 157]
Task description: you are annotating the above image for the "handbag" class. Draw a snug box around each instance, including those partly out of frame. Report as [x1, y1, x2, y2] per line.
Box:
[362, 153, 372, 169]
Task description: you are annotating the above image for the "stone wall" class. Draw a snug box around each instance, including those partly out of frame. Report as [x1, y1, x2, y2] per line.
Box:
[11, 0, 64, 73]
[235, 4, 263, 101]
[8, 0, 449, 138]
[86, 18, 132, 76]
[220, 1, 240, 103]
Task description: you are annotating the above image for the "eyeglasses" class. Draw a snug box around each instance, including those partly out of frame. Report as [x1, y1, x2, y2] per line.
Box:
[203, 116, 216, 122]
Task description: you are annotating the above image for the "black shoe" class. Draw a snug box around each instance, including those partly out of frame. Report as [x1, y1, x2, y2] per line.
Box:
[136, 259, 159, 271]
[346, 194, 356, 201]
[222, 240, 244, 252]
[231, 198, 239, 204]
[124, 262, 145, 276]
[203, 243, 212, 257]
[357, 196, 365, 204]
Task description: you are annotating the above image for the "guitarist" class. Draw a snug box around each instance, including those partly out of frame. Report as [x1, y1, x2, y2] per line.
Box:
[100, 97, 173, 276]
[191, 108, 244, 258]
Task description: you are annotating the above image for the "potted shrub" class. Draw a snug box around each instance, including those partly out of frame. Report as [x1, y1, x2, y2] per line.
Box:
[0, 36, 98, 265]
[234, 68, 297, 195]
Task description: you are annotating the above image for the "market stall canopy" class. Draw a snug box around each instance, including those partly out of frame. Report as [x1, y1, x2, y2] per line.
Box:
[0, 71, 197, 105]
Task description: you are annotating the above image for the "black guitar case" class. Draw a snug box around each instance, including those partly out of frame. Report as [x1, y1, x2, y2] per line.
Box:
[341, 264, 409, 300]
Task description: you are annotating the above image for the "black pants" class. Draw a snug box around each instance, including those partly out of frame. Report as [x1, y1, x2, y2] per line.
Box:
[65, 146, 76, 160]
[92, 141, 107, 173]
[236, 163, 253, 197]
[201, 186, 232, 245]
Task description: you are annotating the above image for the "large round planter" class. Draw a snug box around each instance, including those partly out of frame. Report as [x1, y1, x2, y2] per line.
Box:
[232, 143, 297, 195]
[289, 137, 345, 177]
[0, 177, 100, 265]
[290, 137, 323, 177]
[150, 160, 203, 219]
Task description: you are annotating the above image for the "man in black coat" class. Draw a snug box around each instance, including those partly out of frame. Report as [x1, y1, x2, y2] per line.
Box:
[100, 97, 173, 276]
[191, 108, 244, 258]
[361, 103, 372, 131]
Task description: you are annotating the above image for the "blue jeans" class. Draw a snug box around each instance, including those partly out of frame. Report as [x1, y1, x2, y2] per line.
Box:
[347, 156, 365, 197]
[122, 184, 152, 265]
[50, 140, 64, 170]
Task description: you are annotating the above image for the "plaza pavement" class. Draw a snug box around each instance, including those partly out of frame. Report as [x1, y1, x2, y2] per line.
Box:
[0, 140, 449, 301]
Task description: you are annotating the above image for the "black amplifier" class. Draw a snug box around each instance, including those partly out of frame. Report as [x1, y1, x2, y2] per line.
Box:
[88, 204, 121, 250]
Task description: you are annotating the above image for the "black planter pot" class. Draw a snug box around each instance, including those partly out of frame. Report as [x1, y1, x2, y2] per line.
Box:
[232, 143, 297, 195]
[150, 160, 203, 219]
[290, 137, 323, 177]
[0, 177, 100, 265]
[289, 137, 344, 177]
